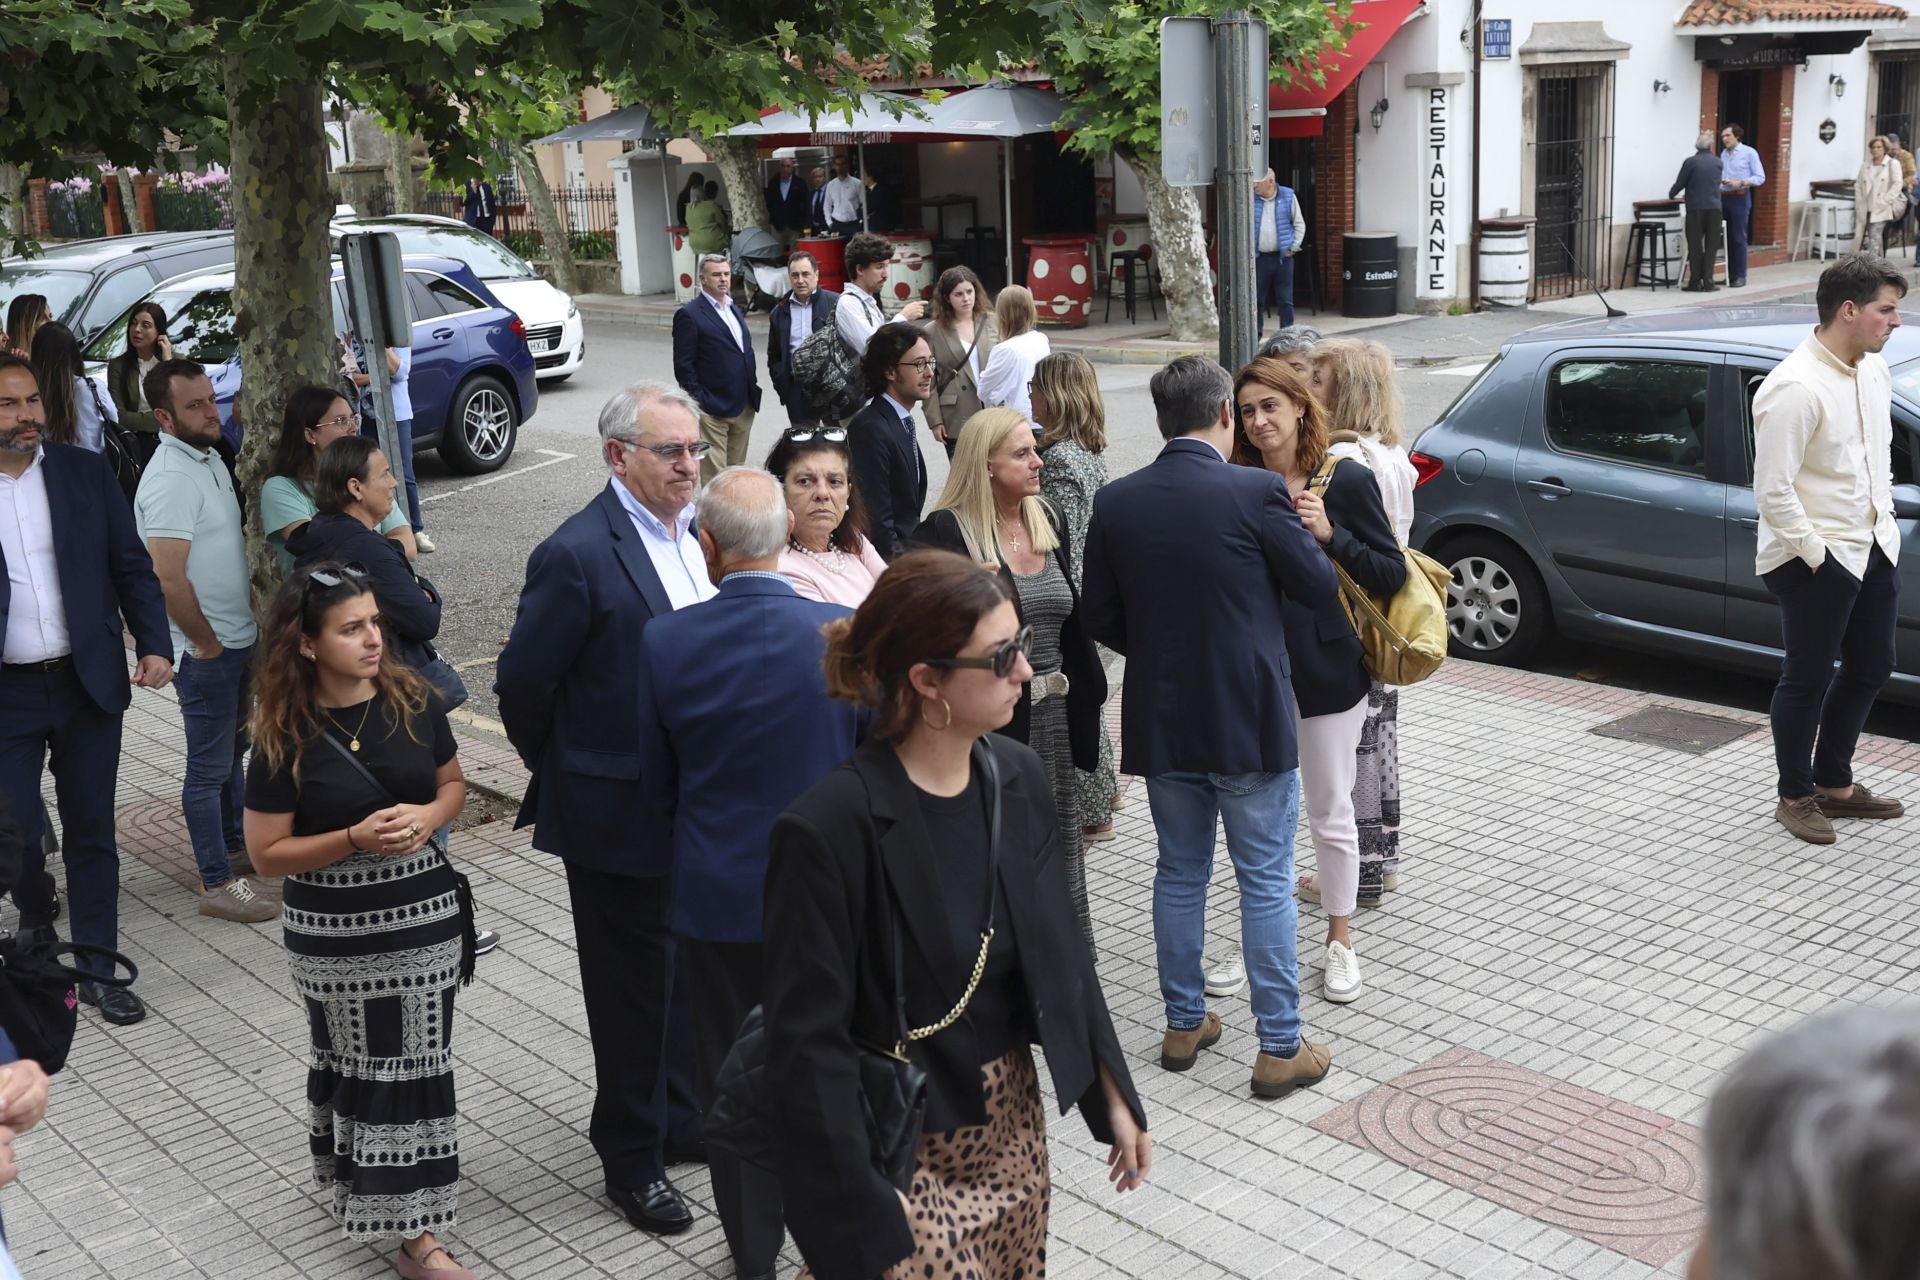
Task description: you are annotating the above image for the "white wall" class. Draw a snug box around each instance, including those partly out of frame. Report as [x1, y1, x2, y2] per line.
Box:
[911, 140, 1005, 236]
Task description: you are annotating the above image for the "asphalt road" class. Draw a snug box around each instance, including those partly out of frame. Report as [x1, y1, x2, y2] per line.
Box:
[416, 319, 1915, 744]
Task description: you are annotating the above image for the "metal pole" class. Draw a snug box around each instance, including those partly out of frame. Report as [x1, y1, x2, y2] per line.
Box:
[859, 141, 869, 231]
[1214, 10, 1258, 373]
[1003, 138, 1015, 288]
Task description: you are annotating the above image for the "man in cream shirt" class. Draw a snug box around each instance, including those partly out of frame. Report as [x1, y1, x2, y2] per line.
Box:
[1752, 255, 1906, 845]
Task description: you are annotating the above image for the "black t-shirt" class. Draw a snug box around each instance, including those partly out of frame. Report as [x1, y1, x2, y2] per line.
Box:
[245, 696, 456, 837]
[914, 773, 1033, 1063]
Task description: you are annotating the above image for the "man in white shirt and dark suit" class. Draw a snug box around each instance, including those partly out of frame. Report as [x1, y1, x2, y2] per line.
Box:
[671, 254, 761, 485]
[1752, 255, 1907, 844]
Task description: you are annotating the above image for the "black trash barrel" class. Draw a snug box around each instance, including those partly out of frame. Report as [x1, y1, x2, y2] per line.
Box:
[1342, 231, 1398, 318]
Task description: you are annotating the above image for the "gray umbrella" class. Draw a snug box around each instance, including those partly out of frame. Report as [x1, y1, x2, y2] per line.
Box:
[532, 104, 670, 145]
[923, 83, 1069, 285]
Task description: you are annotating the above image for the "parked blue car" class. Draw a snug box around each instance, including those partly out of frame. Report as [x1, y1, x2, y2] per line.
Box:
[84, 253, 537, 473]
[1409, 306, 1920, 705]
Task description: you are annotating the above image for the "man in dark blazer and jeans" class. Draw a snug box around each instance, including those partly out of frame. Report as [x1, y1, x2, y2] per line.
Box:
[0, 354, 172, 1027]
[1080, 355, 1339, 1099]
[766, 251, 838, 429]
[496, 381, 714, 1235]
[672, 253, 761, 485]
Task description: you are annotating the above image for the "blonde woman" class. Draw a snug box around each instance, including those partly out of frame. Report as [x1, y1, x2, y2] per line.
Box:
[977, 286, 1051, 421]
[914, 407, 1108, 954]
[1857, 135, 1905, 256]
[1030, 352, 1121, 845]
[922, 266, 999, 457]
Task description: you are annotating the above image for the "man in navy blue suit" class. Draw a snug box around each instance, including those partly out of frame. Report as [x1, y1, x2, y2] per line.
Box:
[636, 466, 863, 1280]
[845, 320, 936, 560]
[495, 381, 716, 1236]
[0, 354, 172, 1028]
[766, 251, 838, 429]
[672, 253, 761, 486]
[1080, 355, 1339, 1100]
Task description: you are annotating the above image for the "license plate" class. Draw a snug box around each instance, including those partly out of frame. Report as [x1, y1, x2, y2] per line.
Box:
[529, 338, 554, 353]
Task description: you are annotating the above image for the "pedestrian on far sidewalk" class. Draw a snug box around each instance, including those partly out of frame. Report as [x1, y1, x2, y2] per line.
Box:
[1855, 137, 1905, 258]
[1253, 169, 1306, 337]
[135, 358, 276, 927]
[1753, 254, 1906, 845]
[0, 353, 172, 1028]
[1671, 132, 1724, 292]
[1718, 123, 1765, 288]
[1080, 355, 1339, 1096]
[244, 562, 480, 1280]
[1232, 356, 1405, 1007]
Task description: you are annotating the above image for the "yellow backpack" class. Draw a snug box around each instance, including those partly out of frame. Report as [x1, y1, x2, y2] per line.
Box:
[1308, 448, 1452, 686]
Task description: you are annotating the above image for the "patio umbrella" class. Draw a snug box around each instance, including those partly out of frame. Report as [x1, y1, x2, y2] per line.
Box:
[532, 104, 671, 146]
[922, 82, 1071, 288]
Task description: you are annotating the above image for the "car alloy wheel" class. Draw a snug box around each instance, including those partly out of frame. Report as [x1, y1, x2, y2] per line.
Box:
[463, 387, 513, 463]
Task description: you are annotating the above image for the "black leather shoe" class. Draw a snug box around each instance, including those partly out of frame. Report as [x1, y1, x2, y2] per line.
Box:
[605, 1179, 692, 1234]
[666, 1139, 707, 1165]
[78, 982, 147, 1026]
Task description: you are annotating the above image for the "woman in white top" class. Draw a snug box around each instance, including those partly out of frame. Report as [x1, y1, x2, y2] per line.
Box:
[977, 285, 1050, 421]
[1856, 135, 1906, 257]
[27, 321, 114, 454]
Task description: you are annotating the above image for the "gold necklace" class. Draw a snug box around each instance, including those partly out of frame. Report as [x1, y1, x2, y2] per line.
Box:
[996, 510, 1024, 554]
[324, 699, 376, 752]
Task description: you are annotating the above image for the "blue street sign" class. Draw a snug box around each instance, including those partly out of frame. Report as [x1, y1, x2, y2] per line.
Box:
[1482, 19, 1511, 61]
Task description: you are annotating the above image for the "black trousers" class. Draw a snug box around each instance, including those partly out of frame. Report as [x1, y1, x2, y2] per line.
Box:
[680, 936, 785, 1274]
[565, 863, 702, 1188]
[1762, 545, 1901, 798]
[1684, 211, 1722, 288]
[0, 663, 124, 977]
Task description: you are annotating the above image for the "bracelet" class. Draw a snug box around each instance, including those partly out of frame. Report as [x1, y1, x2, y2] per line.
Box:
[346, 825, 369, 855]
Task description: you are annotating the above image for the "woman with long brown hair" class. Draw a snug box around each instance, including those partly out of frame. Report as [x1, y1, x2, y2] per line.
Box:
[1231, 356, 1404, 1008]
[244, 562, 481, 1280]
[764, 550, 1149, 1280]
[920, 265, 997, 457]
[5, 294, 49, 359]
[104, 299, 172, 440]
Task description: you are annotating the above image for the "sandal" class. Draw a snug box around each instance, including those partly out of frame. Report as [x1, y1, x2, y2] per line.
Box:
[1082, 822, 1116, 842]
[394, 1242, 479, 1280]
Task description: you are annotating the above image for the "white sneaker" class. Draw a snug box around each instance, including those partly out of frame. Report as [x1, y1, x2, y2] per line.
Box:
[1203, 955, 1246, 997]
[1323, 941, 1363, 1004]
[414, 530, 437, 554]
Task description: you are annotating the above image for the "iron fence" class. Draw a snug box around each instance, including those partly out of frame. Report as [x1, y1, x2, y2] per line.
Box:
[151, 177, 235, 231]
[364, 179, 618, 260]
[46, 180, 105, 239]
[1530, 63, 1615, 301]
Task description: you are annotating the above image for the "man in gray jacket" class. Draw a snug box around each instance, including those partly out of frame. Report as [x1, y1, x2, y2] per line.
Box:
[1671, 132, 1724, 292]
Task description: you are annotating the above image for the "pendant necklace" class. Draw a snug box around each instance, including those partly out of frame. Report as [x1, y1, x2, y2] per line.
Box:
[326, 699, 376, 753]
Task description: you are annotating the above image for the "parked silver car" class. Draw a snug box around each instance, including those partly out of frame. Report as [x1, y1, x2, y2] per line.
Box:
[1409, 306, 1920, 705]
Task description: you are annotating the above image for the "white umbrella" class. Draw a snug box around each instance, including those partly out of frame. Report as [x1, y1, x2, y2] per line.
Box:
[922, 83, 1070, 288]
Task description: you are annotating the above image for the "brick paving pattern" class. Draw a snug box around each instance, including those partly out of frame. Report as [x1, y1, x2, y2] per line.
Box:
[10, 659, 1919, 1279]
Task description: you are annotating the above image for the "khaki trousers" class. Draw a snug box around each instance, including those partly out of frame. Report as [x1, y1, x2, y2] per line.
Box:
[698, 407, 755, 484]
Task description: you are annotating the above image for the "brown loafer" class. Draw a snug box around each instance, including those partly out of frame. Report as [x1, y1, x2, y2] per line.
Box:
[1161, 1010, 1223, 1072]
[1776, 795, 1836, 845]
[1252, 1040, 1332, 1099]
[1815, 782, 1905, 820]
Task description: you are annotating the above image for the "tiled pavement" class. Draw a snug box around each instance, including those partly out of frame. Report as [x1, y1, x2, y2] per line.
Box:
[13, 660, 1920, 1280]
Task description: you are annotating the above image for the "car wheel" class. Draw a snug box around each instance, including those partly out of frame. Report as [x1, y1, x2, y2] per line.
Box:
[438, 374, 518, 475]
[1440, 534, 1551, 666]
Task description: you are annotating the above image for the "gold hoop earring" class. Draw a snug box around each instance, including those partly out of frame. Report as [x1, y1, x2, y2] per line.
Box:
[919, 696, 953, 732]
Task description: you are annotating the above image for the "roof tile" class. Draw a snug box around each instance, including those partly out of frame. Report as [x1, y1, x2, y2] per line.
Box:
[1678, 0, 1908, 25]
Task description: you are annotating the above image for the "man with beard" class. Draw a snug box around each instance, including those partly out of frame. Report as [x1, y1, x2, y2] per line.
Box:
[0, 353, 172, 1026]
[845, 321, 936, 560]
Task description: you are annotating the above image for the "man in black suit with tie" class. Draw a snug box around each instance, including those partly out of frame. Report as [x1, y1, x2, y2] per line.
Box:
[845, 321, 936, 559]
[804, 165, 829, 233]
[495, 381, 715, 1236]
[1080, 355, 1340, 1100]
[767, 251, 839, 429]
[763, 157, 809, 248]
[671, 253, 761, 485]
[0, 354, 173, 1028]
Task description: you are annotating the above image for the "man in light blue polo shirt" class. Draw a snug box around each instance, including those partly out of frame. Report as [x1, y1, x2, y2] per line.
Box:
[134, 358, 275, 926]
[1719, 122, 1767, 288]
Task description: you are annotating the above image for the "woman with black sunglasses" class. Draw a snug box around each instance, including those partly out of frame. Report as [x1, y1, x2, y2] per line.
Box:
[243, 562, 482, 1280]
[763, 549, 1150, 1280]
[766, 425, 890, 607]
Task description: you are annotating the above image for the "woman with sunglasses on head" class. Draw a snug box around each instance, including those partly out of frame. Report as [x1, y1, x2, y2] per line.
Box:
[262, 386, 418, 575]
[913, 407, 1107, 955]
[766, 425, 890, 608]
[764, 549, 1150, 1280]
[244, 562, 481, 1280]
[104, 300, 172, 441]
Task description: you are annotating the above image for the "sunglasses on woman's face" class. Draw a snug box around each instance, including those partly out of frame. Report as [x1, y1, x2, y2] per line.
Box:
[924, 626, 1032, 680]
[786, 426, 849, 443]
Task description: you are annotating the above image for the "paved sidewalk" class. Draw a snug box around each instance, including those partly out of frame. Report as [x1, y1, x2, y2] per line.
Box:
[13, 660, 1920, 1279]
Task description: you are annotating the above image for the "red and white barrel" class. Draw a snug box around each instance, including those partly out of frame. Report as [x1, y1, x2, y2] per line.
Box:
[668, 226, 697, 303]
[1024, 236, 1094, 328]
[883, 232, 935, 315]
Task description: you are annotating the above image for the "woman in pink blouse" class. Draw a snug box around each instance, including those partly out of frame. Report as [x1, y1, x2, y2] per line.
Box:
[767, 426, 890, 608]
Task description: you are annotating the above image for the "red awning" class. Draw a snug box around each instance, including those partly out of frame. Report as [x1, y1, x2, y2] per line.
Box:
[1268, 0, 1424, 137]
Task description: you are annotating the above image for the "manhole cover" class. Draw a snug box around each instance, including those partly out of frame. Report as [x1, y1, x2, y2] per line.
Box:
[1589, 705, 1759, 755]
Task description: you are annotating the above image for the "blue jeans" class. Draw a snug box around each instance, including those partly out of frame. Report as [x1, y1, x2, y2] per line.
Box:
[1256, 252, 1295, 334]
[1723, 191, 1752, 280]
[1147, 769, 1303, 1056]
[175, 644, 253, 889]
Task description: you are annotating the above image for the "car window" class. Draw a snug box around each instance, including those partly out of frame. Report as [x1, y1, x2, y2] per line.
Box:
[380, 226, 535, 280]
[76, 266, 158, 340]
[405, 273, 450, 319]
[420, 273, 485, 315]
[1742, 365, 1920, 485]
[1545, 358, 1713, 477]
[155, 287, 239, 364]
[0, 266, 93, 327]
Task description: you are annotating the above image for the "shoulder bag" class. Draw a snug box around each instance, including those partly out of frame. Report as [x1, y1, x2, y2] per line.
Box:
[84, 377, 144, 504]
[792, 307, 867, 423]
[316, 728, 477, 985]
[707, 739, 1004, 1191]
[932, 325, 983, 400]
[1308, 450, 1452, 686]
[0, 938, 137, 1074]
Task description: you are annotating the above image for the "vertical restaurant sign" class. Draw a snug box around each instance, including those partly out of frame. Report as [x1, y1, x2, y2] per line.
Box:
[1420, 86, 1454, 299]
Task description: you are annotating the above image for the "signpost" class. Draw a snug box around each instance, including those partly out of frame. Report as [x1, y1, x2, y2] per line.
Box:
[1162, 14, 1268, 373]
[339, 232, 411, 475]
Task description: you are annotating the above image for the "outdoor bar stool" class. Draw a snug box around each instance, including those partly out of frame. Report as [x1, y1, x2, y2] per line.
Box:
[1622, 220, 1679, 290]
[1104, 249, 1160, 323]
[1792, 198, 1850, 261]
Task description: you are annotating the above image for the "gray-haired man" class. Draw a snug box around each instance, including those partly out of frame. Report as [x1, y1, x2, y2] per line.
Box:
[1670, 132, 1723, 292]
[671, 253, 761, 485]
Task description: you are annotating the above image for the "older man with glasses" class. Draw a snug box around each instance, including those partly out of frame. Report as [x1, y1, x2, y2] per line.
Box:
[495, 381, 716, 1237]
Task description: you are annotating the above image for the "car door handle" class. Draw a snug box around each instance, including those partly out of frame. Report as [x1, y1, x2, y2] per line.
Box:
[1526, 478, 1572, 498]
[432, 327, 455, 339]
[1735, 517, 1759, 529]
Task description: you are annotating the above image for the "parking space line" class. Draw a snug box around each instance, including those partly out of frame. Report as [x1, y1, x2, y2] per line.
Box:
[422, 448, 578, 504]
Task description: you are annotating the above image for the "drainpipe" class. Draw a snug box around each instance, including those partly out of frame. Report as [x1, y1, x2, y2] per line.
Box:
[1466, 0, 1483, 309]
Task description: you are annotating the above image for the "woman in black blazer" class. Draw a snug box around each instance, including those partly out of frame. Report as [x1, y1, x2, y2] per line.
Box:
[763, 550, 1150, 1280]
[911, 407, 1108, 954]
[1232, 356, 1406, 1010]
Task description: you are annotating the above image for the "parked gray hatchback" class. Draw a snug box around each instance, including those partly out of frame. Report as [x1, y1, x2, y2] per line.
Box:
[1409, 306, 1920, 705]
